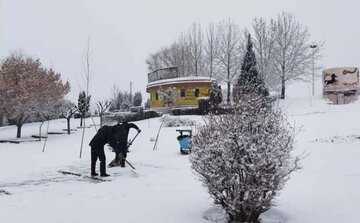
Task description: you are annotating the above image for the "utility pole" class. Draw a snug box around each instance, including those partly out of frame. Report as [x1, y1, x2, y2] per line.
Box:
[310, 44, 317, 96]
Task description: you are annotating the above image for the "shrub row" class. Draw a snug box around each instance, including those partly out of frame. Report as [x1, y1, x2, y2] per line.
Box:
[103, 109, 161, 125]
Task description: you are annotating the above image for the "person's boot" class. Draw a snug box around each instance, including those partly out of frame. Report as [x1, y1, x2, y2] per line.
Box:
[100, 161, 109, 177]
[91, 162, 97, 176]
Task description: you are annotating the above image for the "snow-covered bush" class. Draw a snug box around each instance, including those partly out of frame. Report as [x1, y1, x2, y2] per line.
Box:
[209, 82, 222, 107]
[190, 94, 299, 223]
[198, 97, 210, 114]
[161, 115, 196, 127]
[171, 107, 200, 116]
[103, 110, 160, 125]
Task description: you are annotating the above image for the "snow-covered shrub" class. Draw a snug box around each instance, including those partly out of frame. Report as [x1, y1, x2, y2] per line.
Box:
[130, 106, 144, 114]
[143, 110, 161, 119]
[103, 110, 160, 125]
[161, 115, 196, 127]
[198, 97, 210, 114]
[190, 94, 299, 223]
[171, 107, 200, 116]
[120, 102, 131, 111]
[209, 82, 222, 107]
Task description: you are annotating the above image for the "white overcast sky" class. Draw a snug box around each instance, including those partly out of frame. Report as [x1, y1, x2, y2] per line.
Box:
[1, 0, 359, 103]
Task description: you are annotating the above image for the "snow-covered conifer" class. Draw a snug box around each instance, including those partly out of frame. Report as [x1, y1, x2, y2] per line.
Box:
[77, 90, 91, 127]
[233, 34, 268, 103]
[133, 91, 142, 106]
[209, 81, 222, 108]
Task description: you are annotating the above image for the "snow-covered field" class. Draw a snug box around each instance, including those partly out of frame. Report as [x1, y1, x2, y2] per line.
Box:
[1, 82, 360, 223]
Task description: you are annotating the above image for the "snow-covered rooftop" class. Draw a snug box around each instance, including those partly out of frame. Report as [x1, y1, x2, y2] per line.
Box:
[146, 76, 216, 89]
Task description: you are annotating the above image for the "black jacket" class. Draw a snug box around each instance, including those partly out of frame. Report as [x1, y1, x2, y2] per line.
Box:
[89, 125, 114, 150]
[110, 123, 139, 151]
[89, 123, 139, 153]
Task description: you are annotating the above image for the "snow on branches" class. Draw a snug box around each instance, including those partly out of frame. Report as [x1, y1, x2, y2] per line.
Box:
[161, 114, 196, 127]
[0, 52, 70, 138]
[190, 94, 299, 223]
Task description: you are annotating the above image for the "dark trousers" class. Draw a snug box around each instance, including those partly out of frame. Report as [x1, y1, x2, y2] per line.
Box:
[91, 147, 106, 174]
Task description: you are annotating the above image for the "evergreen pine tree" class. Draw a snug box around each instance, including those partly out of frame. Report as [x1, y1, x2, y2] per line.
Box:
[133, 91, 143, 106]
[78, 91, 91, 126]
[233, 34, 268, 102]
[209, 82, 222, 108]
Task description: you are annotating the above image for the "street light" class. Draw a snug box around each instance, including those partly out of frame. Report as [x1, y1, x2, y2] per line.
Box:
[310, 44, 317, 96]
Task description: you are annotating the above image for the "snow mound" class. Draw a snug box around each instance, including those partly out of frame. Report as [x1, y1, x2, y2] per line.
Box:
[203, 205, 226, 222]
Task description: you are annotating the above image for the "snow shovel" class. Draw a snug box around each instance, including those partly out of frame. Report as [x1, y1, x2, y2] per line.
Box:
[108, 132, 140, 168]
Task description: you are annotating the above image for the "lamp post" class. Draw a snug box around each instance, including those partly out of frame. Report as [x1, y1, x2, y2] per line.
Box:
[310, 44, 317, 96]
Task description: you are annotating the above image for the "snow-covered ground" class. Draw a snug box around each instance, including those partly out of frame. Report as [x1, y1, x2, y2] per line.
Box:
[1, 81, 360, 223]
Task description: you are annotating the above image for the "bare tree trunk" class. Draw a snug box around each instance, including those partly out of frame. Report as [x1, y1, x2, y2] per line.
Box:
[281, 63, 286, 99]
[39, 121, 44, 141]
[80, 36, 91, 159]
[227, 81, 231, 104]
[67, 118, 71, 134]
[281, 76, 286, 99]
[16, 125, 22, 138]
[42, 119, 50, 152]
[229, 211, 261, 223]
[0, 112, 3, 127]
[99, 114, 103, 127]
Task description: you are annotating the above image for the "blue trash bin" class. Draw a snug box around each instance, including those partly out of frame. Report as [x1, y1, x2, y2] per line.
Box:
[176, 130, 192, 154]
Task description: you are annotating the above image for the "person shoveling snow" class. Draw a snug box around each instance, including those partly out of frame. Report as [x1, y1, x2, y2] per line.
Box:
[107, 122, 141, 168]
[89, 122, 141, 176]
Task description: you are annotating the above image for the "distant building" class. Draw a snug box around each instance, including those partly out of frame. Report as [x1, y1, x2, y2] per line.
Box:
[146, 67, 215, 109]
[323, 67, 359, 104]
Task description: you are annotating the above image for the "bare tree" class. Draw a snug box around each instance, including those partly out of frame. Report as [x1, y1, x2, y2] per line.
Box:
[146, 51, 163, 72]
[61, 100, 78, 135]
[79, 36, 92, 158]
[0, 90, 4, 127]
[146, 33, 191, 76]
[177, 33, 191, 76]
[146, 42, 181, 72]
[187, 23, 204, 75]
[272, 12, 321, 99]
[216, 19, 242, 104]
[204, 22, 219, 78]
[252, 18, 278, 90]
[96, 100, 111, 127]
